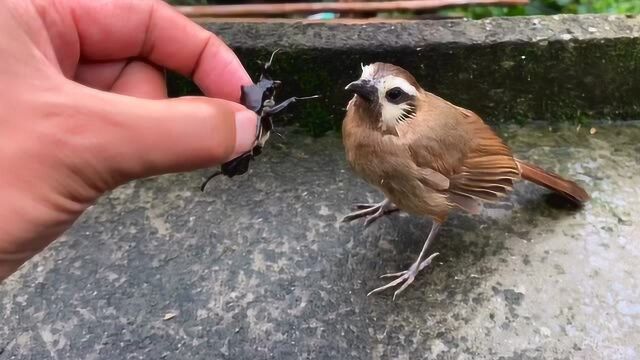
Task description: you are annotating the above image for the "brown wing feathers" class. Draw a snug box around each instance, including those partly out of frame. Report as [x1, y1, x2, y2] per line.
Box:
[448, 117, 520, 205]
[446, 113, 589, 209]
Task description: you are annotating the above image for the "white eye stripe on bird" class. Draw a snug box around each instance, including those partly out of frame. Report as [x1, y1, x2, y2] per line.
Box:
[384, 87, 415, 105]
[383, 76, 418, 96]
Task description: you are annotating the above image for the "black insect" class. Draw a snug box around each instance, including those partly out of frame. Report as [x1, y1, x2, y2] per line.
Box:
[200, 49, 320, 191]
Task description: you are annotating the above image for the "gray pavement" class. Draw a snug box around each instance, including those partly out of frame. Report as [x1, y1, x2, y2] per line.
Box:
[1, 122, 639, 359]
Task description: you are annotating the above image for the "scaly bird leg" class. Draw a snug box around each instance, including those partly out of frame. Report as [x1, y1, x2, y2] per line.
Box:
[367, 222, 441, 300]
[341, 198, 399, 227]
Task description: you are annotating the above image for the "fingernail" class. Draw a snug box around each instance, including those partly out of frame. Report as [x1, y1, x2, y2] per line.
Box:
[233, 109, 258, 158]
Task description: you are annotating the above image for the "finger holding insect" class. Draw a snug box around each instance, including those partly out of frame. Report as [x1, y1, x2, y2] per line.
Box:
[200, 49, 320, 184]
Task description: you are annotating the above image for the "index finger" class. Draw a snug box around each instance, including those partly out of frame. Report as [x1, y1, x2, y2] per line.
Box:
[64, 0, 252, 101]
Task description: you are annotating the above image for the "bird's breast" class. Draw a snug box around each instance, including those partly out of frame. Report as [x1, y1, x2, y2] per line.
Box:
[342, 125, 450, 218]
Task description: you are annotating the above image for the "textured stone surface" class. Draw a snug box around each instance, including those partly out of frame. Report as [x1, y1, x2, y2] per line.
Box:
[1, 121, 639, 359]
[168, 14, 640, 135]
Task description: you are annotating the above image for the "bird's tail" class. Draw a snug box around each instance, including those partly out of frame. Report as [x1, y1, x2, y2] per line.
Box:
[515, 159, 590, 204]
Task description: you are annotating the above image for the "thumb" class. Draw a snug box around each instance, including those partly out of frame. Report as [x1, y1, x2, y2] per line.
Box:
[83, 89, 258, 185]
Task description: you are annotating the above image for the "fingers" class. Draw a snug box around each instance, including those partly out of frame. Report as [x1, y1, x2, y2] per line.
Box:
[79, 87, 257, 184]
[75, 60, 167, 99]
[110, 61, 167, 99]
[61, 0, 251, 101]
[74, 60, 128, 91]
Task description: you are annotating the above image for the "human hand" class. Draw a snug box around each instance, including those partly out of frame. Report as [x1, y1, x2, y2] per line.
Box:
[0, 0, 258, 281]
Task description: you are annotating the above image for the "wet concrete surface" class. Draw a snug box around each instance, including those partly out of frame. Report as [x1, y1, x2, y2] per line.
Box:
[1, 122, 639, 359]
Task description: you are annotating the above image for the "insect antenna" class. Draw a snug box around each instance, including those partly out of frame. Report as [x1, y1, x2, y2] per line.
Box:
[263, 48, 281, 71]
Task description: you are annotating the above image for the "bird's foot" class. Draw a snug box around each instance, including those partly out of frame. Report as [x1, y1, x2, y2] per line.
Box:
[341, 199, 398, 227]
[367, 252, 440, 300]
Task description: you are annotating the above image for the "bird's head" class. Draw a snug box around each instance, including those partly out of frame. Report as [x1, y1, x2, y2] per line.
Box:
[345, 63, 420, 132]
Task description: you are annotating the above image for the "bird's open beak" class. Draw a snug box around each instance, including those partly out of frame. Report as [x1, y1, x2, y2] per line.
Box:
[345, 80, 377, 103]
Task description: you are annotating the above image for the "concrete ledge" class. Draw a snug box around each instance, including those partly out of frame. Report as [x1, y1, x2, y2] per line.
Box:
[168, 14, 640, 135]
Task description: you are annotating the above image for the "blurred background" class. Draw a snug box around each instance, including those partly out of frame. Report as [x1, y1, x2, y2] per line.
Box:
[168, 0, 639, 20]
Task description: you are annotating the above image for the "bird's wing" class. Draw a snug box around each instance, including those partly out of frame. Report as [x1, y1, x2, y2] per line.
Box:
[417, 167, 450, 191]
[401, 93, 520, 213]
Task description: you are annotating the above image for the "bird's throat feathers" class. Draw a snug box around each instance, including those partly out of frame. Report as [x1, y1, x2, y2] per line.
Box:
[350, 94, 417, 136]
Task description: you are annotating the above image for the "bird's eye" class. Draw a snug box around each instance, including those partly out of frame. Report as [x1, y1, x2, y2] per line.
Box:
[385, 87, 405, 102]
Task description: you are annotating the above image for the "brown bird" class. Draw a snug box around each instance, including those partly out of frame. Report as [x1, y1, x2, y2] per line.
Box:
[341, 63, 590, 299]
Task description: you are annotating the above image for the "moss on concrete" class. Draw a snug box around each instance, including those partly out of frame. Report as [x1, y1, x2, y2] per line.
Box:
[168, 14, 640, 136]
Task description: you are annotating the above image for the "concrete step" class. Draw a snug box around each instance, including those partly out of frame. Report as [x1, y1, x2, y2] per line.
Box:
[1, 121, 638, 359]
[169, 14, 640, 136]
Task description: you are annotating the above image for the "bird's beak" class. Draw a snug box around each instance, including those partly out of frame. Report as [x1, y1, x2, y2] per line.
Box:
[345, 79, 377, 103]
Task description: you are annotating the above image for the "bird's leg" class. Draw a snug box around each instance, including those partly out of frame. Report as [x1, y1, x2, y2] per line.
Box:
[367, 222, 441, 300]
[341, 198, 399, 227]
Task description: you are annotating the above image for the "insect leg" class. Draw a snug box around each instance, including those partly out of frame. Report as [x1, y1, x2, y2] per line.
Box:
[263, 95, 321, 116]
[200, 171, 222, 192]
[272, 130, 285, 140]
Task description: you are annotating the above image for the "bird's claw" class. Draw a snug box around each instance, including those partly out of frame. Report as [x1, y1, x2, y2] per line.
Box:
[341, 200, 398, 226]
[367, 252, 440, 299]
[354, 203, 381, 210]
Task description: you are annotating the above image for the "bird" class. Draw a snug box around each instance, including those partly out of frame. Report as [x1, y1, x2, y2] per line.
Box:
[340, 62, 590, 300]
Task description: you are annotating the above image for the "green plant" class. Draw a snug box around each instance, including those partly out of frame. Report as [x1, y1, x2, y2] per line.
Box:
[440, 0, 640, 19]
